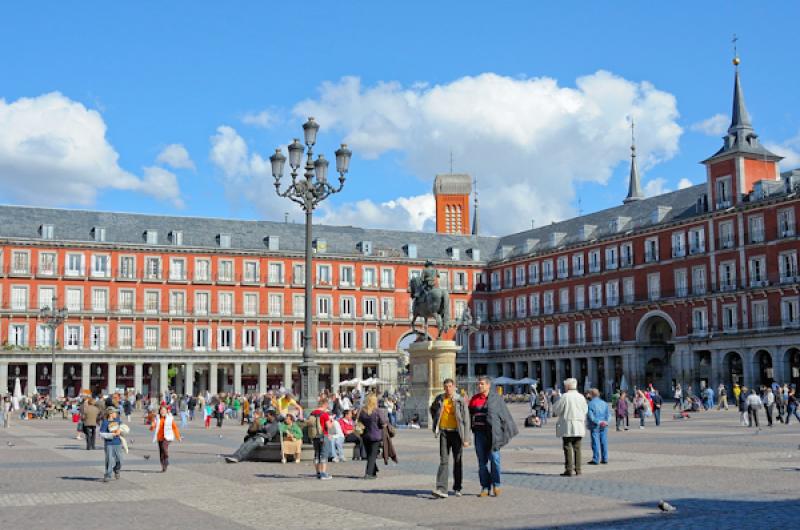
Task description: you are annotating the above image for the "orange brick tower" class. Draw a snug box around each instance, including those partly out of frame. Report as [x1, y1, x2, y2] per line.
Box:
[433, 173, 471, 234]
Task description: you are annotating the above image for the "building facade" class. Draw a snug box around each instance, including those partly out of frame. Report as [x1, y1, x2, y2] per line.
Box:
[1, 61, 799, 398]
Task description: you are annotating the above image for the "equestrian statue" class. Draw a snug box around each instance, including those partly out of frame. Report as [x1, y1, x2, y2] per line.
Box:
[407, 260, 451, 339]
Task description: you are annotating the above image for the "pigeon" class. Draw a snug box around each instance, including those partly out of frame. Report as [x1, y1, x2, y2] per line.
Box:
[658, 500, 676, 512]
[143, 454, 151, 460]
[218, 434, 223, 439]
[6, 441, 15, 447]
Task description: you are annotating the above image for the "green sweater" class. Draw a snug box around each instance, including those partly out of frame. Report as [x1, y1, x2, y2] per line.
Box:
[280, 422, 302, 439]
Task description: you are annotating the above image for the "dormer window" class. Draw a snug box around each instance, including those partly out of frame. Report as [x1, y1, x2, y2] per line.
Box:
[92, 227, 106, 242]
[358, 241, 373, 255]
[218, 233, 231, 248]
[404, 244, 418, 259]
[170, 230, 183, 246]
[144, 230, 158, 245]
[40, 224, 54, 240]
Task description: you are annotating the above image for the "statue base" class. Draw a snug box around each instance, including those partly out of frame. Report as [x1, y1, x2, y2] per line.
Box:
[402, 339, 459, 428]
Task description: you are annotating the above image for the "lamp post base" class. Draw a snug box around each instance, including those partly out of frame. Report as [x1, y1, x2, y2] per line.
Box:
[299, 361, 320, 411]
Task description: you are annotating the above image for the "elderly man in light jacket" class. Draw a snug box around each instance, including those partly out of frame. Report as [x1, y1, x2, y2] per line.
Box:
[553, 378, 588, 477]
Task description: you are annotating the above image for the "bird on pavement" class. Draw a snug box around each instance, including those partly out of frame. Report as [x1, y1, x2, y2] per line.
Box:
[658, 500, 676, 512]
[6, 441, 15, 447]
[143, 454, 151, 460]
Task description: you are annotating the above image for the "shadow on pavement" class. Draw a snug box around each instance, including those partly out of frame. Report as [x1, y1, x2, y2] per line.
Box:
[346, 488, 439, 499]
[58, 476, 102, 482]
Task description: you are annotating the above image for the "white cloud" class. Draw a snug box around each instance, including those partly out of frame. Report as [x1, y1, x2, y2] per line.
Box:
[142, 166, 183, 208]
[766, 131, 800, 169]
[0, 92, 183, 207]
[643, 177, 669, 197]
[318, 193, 435, 231]
[690, 113, 729, 136]
[291, 72, 683, 234]
[241, 110, 275, 128]
[677, 177, 694, 189]
[156, 143, 195, 170]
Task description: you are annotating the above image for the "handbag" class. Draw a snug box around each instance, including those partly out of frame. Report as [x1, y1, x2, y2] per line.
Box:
[354, 421, 365, 436]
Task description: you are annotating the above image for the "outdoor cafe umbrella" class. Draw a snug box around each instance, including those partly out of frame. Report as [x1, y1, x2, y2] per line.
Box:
[492, 376, 518, 386]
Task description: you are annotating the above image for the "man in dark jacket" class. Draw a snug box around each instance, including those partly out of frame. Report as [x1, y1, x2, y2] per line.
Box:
[81, 398, 101, 450]
[430, 378, 470, 498]
[468, 375, 518, 497]
[225, 409, 280, 463]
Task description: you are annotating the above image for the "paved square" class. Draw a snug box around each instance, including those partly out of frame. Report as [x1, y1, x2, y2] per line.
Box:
[1, 405, 798, 529]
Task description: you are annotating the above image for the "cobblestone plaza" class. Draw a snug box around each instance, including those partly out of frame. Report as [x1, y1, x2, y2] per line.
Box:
[1, 405, 797, 529]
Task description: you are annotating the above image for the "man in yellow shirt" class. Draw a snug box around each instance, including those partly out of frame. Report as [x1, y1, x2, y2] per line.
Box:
[277, 392, 303, 419]
[429, 378, 470, 498]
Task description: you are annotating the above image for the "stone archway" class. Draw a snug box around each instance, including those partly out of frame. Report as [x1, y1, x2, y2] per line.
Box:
[755, 350, 774, 387]
[784, 348, 800, 388]
[636, 311, 677, 344]
[635, 312, 676, 394]
[723, 351, 744, 389]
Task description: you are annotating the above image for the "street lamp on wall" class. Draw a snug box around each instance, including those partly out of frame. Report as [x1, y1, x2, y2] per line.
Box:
[271, 117, 352, 410]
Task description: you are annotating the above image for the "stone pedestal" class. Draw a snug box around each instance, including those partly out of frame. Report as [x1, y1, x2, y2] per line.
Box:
[402, 339, 459, 427]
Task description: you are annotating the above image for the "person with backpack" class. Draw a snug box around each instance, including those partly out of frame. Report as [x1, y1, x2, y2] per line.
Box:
[307, 397, 334, 480]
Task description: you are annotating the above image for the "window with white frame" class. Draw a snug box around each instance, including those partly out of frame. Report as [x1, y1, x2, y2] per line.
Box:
[623, 277, 634, 303]
[715, 175, 732, 208]
[749, 215, 765, 244]
[504, 297, 514, 319]
[293, 329, 304, 352]
[144, 327, 159, 350]
[453, 271, 467, 291]
[292, 294, 305, 316]
[243, 328, 258, 350]
[11, 285, 28, 311]
[339, 265, 354, 286]
[609, 317, 620, 343]
[243, 293, 258, 316]
[647, 273, 660, 301]
[719, 261, 736, 290]
[218, 328, 233, 350]
[492, 331, 502, 350]
[692, 266, 707, 295]
[505, 330, 514, 349]
[722, 304, 737, 331]
[780, 251, 798, 282]
[362, 267, 377, 287]
[675, 269, 688, 297]
[268, 293, 282, 316]
[749, 256, 767, 285]
[92, 288, 108, 312]
[145, 230, 159, 245]
[169, 230, 182, 245]
[692, 307, 708, 334]
[543, 291, 554, 314]
[503, 268, 513, 288]
[194, 292, 209, 315]
[591, 319, 602, 345]
[528, 262, 540, 284]
[217, 260, 233, 282]
[267, 262, 284, 284]
[589, 283, 602, 308]
[195, 259, 211, 281]
[65, 253, 85, 277]
[557, 256, 569, 278]
[575, 285, 585, 310]
[529, 293, 540, 316]
[382, 297, 395, 320]
[381, 267, 395, 288]
[317, 329, 331, 351]
[588, 249, 601, 273]
[119, 326, 133, 349]
[542, 260, 554, 281]
[243, 261, 259, 283]
[38, 286, 55, 310]
[778, 207, 796, 238]
[194, 327, 209, 350]
[37, 252, 56, 276]
[36, 324, 51, 347]
[218, 292, 233, 315]
[605, 246, 618, 270]
[115, 256, 134, 280]
[559, 288, 569, 312]
[474, 299, 487, 321]
[671, 231, 686, 258]
[341, 329, 354, 351]
[781, 297, 799, 326]
[363, 298, 376, 319]
[66, 288, 82, 312]
[317, 295, 331, 317]
[689, 227, 705, 254]
[493, 299, 502, 320]
[9, 324, 27, 347]
[644, 237, 659, 263]
[169, 328, 184, 350]
[364, 330, 377, 351]
[572, 253, 585, 275]
[144, 257, 161, 280]
[605, 280, 619, 306]
[40, 224, 54, 239]
[11, 250, 30, 274]
[620, 242, 634, 267]
[317, 264, 332, 285]
[516, 296, 527, 318]
[144, 291, 160, 314]
[340, 296, 354, 318]
[292, 263, 305, 285]
[530, 326, 540, 348]
[218, 233, 231, 248]
[718, 221, 734, 249]
[557, 323, 569, 346]
[490, 271, 501, 290]
[65, 325, 82, 349]
[516, 265, 526, 285]
[268, 328, 282, 351]
[543, 325, 554, 347]
[169, 257, 186, 280]
[438, 270, 450, 290]
[168, 290, 185, 315]
[575, 321, 586, 345]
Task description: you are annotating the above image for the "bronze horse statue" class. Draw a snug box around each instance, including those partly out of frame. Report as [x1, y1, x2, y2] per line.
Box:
[408, 275, 451, 339]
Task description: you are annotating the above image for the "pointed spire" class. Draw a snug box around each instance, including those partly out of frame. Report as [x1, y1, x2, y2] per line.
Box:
[624, 118, 644, 204]
[471, 176, 480, 235]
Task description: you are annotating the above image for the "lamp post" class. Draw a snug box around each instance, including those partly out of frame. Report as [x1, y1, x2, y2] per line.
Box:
[457, 307, 481, 396]
[39, 296, 68, 399]
[271, 117, 352, 410]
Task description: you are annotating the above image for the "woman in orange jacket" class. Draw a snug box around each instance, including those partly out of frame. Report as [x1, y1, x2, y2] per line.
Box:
[150, 404, 181, 472]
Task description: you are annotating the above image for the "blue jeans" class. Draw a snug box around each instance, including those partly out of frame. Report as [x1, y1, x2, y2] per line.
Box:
[473, 430, 501, 490]
[589, 427, 608, 463]
[104, 444, 123, 478]
[179, 411, 188, 428]
[653, 408, 661, 426]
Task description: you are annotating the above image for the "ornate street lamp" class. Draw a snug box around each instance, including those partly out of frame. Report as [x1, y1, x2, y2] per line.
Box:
[271, 117, 352, 409]
[39, 296, 68, 398]
[457, 307, 481, 396]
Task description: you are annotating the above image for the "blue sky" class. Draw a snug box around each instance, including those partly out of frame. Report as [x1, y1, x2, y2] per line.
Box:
[1, 1, 799, 235]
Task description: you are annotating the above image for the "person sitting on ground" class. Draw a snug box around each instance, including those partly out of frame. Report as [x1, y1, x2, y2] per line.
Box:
[225, 409, 280, 463]
[280, 413, 303, 463]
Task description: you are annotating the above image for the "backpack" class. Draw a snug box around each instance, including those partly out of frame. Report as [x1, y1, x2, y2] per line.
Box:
[216, 402, 225, 414]
[305, 411, 323, 439]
